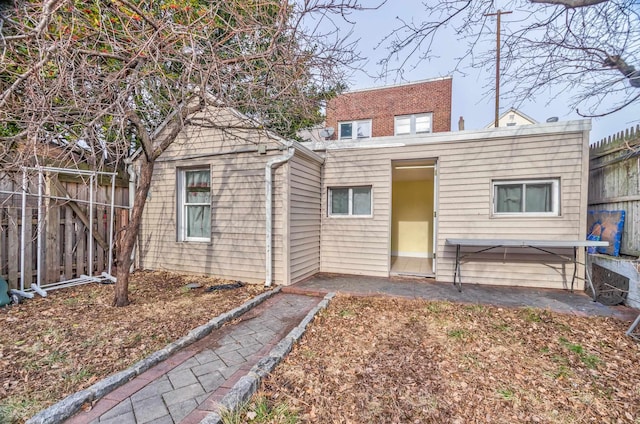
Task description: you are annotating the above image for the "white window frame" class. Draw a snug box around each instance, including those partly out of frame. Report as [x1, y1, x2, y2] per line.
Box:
[492, 179, 560, 217]
[394, 113, 433, 135]
[338, 119, 372, 140]
[328, 186, 373, 217]
[177, 167, 211, 242]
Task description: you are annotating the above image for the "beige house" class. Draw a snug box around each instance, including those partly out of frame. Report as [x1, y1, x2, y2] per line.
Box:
[485, 107, 538, 129]
[139, 108, 322, 286]
[139, 108, 591, 289]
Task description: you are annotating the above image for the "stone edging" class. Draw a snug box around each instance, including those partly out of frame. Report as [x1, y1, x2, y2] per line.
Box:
[26, 287, 281, 424]
[200, 292, 337, 424]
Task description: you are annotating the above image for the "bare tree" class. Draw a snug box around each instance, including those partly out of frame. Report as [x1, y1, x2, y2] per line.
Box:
[379, 0, 640, 116]
[0, 0, 371, 306]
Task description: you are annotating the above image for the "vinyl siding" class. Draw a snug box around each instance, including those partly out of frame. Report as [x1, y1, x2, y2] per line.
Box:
[139, 108, 288, 284]
[319, 121, 590, 288]
[289, 154, 321, 283]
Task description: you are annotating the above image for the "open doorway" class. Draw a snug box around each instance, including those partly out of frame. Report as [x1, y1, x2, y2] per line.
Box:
[390, 159, 437, 277]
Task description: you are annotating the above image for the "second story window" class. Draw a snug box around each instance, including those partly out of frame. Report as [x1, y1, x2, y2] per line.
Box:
[339, 120, 371, 140]
[394, 113, 433, 135]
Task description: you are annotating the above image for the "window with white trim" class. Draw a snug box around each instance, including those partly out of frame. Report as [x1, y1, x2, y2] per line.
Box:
[394, 113, 432, 135]
[328, 186, 372, 216]
[492, 179, 560, 216]
[178, 168, 211, 241]
[339, 120, 372, 140]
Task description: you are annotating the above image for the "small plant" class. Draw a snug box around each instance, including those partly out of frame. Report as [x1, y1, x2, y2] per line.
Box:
[126, 333, 143, 346]
[0, 398, 37, 423]
[522, 307, 542, 323]
[0, 404, 14, 424]
[553, 365, 572, 379]
[339, 309, 355, 318]
[493, 322, 511, 331]
[63, 297, 79, 306]
[558, 337, 602, 369]
[425, 303, 442, 313]
[498, 388, 515, 400]
[581, 353, 602, 369]
[551, 354, 569, 365]
[44, 350, 67, 366]
[559, 337, 584, 354]
[222, 395, 298, 424]
[464, 304, 484, 313]
[447, 329, 467, 340]
[65, 368, 93, 384]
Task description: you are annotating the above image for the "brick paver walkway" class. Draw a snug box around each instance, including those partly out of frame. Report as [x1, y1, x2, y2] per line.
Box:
[65, 292, 321, 424]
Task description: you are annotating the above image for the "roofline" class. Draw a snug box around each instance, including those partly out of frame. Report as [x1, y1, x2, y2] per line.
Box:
[305, 119, 591, 151]
[344, 76, 453, 95]
[211, 106, 324, 163]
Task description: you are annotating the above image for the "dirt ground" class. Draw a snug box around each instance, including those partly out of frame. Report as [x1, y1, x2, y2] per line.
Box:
[0, 270, 268, 423]
[253, 296, 640, 424]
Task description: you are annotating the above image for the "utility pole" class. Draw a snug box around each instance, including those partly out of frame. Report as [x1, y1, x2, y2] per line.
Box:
[485, 9, 512, 128]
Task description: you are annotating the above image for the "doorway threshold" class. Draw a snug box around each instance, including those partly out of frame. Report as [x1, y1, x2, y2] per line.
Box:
[391, 271, 436, 278]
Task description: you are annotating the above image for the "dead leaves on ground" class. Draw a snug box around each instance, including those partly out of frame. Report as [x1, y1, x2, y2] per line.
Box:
[0, 271, 267, 422]
[257, 296, 640, 424]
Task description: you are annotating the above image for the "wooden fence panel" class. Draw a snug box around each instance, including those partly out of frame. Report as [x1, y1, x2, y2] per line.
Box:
[96, 207, 105, 274]
[23, 208, 33, 289]
[8, 208, 18, 285]
[76, 213, 86, 276]
[64, 206, 73, 279]
[0, 208, 6, 281]
[0, 173, 129, 290]
[589, 125, 640, 257]
[46, 202, 60, 283]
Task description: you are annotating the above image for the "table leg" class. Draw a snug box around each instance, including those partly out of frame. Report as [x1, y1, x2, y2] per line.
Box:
[584, 251, 597, 302]
[454, 244, 462, 292]
[571, 246, 577, 293]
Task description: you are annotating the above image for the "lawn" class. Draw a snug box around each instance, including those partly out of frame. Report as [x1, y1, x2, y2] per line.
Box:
[235, 296, 640, 424]
[0, 271, 268, 423]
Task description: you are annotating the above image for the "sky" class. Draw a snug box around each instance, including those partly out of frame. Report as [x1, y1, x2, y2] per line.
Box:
[332, 2, 639, 143]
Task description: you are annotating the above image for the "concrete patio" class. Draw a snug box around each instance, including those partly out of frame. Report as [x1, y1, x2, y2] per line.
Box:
[284, 273, 638, 322]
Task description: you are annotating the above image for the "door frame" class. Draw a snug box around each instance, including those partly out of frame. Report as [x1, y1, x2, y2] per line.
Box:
[389, 158, 438, 277]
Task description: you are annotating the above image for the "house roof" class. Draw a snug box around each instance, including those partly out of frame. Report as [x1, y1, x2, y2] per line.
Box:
[305, 119, 590, 152]
[135, 105, 325, 165]
[344, 76, 453, 94]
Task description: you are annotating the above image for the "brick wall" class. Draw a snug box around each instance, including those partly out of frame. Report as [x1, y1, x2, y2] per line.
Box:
[325, 77, 452, 139]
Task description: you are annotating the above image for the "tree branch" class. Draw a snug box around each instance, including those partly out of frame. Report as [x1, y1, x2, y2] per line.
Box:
[604, 55, 640, 88]
[125, 110, 154, 162]
[529, 0, 608, 7]
[0, 45, 56, 108]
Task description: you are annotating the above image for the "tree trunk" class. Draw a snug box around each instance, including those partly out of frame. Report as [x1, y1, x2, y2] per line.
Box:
[113, 157, 155, 307]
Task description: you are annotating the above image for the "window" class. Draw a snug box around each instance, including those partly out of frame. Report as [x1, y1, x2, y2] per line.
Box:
[339, 120, 372, 140]
[328, 186, 372, 216]
[178, 168, 211, 241]
[492, 179, 560, 216]
[394, 113, 432, 135]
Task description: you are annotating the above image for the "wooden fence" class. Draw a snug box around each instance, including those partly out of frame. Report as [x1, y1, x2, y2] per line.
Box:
[589, 125, 640, 257]
[0, 172, 129, 290]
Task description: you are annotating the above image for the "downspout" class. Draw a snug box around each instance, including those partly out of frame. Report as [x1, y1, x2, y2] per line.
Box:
[124, 157, 138, 273]
[265, 147, 295, 287]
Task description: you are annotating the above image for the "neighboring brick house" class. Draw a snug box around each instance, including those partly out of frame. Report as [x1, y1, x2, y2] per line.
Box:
[324, 77, 452, 140]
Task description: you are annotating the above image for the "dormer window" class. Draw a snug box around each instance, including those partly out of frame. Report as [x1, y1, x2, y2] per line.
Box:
[339, 120, 372, 140]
